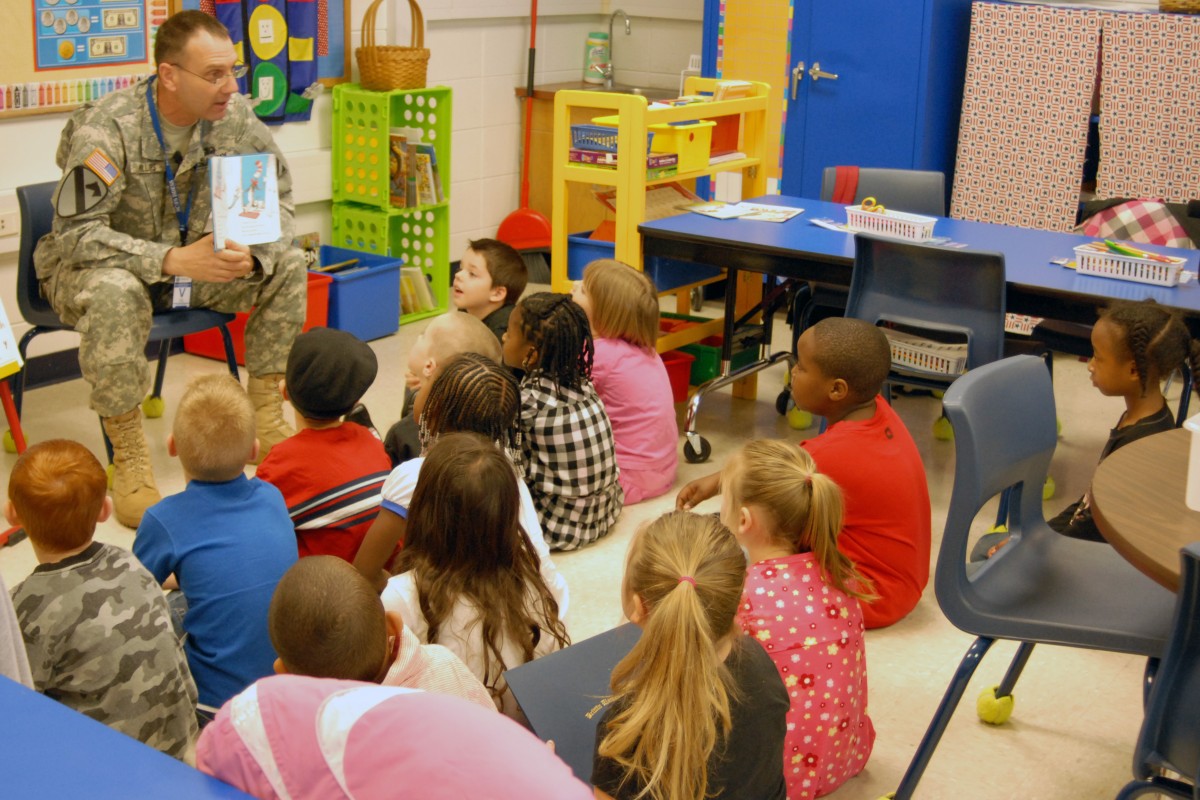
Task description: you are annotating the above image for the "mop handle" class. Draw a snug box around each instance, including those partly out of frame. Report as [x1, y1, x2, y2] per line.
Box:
[520, 0, 538, 208]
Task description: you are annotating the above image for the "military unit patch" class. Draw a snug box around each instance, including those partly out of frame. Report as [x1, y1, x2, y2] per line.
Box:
[56, 164, 110, 217]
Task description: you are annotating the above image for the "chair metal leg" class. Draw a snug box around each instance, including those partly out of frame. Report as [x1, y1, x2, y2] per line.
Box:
[14, 328, 41, 418]
[151, 338, 171, 399]
[1143, 656, 1159, 708]
[218, 323, 240, 380]
[995, 641, 1035, 698]
[891, 636, 996, 800]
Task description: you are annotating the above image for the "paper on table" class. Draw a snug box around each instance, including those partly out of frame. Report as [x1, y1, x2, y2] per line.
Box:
[684, 202, 803, 222]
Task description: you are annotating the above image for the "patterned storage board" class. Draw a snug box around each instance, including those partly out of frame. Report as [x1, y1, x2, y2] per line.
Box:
[951, 3, 1100, 232]
[1096, 12, 1200, 203]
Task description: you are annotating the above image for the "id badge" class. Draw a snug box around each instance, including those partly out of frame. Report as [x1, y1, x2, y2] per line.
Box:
[172, 276, 193, 309]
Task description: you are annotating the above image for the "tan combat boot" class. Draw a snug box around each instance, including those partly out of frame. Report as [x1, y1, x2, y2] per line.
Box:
[102, 408, 162, 529]
[247, 373, 294, 464]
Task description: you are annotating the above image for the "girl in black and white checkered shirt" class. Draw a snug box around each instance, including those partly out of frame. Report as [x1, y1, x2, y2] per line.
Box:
[502, 293, 624, 551]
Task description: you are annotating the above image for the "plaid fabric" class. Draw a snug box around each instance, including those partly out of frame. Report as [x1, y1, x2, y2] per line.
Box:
[519, 375, 623, 551]
[1078, 199, 1194, 249]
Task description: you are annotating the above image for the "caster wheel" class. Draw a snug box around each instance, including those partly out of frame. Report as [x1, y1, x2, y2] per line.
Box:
[683, 436, 711, 464]
[977, 685, 1015, 725]
[106, 463, 115, 490]
[932, 415, 954, 440]
[1043, 475, 1056, 501]
[775, 389, 791, 416]
[3, 430, 15, 454]
[787, 407, 813, 430]
[143, 395, 166, 419]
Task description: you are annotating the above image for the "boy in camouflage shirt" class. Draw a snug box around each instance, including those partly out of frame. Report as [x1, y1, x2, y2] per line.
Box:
[6, 440, 198, 759]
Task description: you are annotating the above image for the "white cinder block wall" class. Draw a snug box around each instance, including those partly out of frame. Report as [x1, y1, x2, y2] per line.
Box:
[0, 0, 701, 357]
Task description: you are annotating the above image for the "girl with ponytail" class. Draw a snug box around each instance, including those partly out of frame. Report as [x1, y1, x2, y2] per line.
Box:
[592, 511, 788, 800]
[722, 439, 875, 800]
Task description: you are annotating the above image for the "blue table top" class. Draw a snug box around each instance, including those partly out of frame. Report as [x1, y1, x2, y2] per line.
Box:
[0, 676, 251, 799]
[639, 196, 1200, 317]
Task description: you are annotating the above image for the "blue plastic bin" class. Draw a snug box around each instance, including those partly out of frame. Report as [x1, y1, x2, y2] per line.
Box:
[566, 232, 722, 292]
[318, 245, 404, 341]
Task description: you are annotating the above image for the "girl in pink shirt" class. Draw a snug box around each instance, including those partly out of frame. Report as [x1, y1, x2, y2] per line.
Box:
[722, 439, 876, 800]
[571, 260, 678, 503]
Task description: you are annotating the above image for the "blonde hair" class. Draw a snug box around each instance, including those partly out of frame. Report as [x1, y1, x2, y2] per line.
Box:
[426, 312, 502, 366]
[173, 374, 256, 481]
[722, 439, 874, 600]
[582, 259, 660, 350]
[599, 511, 746, 800]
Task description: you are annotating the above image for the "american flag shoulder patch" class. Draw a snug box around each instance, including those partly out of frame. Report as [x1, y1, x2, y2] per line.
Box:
[83, 148, 120, 186]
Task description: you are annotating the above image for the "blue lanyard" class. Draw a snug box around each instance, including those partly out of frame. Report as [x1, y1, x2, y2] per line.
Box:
[146, 77, 197, 247]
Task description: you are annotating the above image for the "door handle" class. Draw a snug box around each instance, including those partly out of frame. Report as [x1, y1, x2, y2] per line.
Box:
[808, 61, 839, 82]
[790, 60, 805, 100]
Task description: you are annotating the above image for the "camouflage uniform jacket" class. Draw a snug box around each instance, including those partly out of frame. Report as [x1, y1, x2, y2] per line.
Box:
[10, 541, 199, 759]
[34, 76, 296, 287]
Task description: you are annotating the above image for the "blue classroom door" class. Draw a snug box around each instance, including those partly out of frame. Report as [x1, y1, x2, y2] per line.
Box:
[782, 1, 925, 198]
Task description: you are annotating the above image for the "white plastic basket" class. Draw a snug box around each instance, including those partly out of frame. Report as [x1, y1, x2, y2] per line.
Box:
[883, 329, 968, 376]
[845, 206, 937, 242]
[1073, 244, 1186, 287]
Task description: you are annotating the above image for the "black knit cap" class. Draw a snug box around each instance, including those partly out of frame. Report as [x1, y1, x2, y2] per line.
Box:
[285, 327, 378, 420]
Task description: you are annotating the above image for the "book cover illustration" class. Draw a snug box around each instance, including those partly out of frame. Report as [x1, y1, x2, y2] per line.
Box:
[210, 153, 281, 250]
[414, 144, 444, 205]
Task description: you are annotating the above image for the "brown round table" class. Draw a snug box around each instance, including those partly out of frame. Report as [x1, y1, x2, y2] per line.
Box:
[1091, 427, 1200, 593]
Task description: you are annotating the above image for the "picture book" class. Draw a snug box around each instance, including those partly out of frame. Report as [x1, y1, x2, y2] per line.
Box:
[210, 153, 281, 250]
[400, 267, 436, 314]
[0, 297, 23, 382]
[683, 201, 755, 220]
[414, 144, 444, 204]
[405, 143, 419, 208]
[388, 129, 408, 207]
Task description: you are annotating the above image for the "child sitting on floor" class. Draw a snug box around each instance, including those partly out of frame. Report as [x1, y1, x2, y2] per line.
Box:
[353, 352, 568, 615]
[197, 675, 592, 799]
[267, 555, 494, 710]
[572, 259, 678, 504]
[134, 374, 298, 716]
[503, 292, 623, 550]
[592, 511, 788, 800]
[256, 327, 392, 562]
[722, 439, 875, 800]
[678, 317, 931, 629]
[382, 311, 502, 466]
[382, 432, 570, 718]
[452, 238, 529, 342]
[8, 439, 197, 757]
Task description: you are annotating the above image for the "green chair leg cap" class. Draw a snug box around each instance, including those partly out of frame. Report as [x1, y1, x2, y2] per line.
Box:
[106, 463, 115, 490]
[986, 523, 1008, 534]
[142, 395, 166, 419]
[787, 407, 813, 430]
[1043, 475, 1056, 501]
[977, 685, 1014, 725]
[2, 430, 16, 454]
[933, 416, 954, 440]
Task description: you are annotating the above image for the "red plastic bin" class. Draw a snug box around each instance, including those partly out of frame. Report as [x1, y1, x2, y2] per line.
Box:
[182, 271, 333, 366]
[660, 350, 696, 404]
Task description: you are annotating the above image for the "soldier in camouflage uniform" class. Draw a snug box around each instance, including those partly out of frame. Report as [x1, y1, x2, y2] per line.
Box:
[33, 10, 304, 528]
[7, 440, 198, 758]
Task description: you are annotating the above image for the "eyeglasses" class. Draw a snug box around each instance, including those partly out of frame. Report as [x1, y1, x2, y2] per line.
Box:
[168, 62, 248, 86]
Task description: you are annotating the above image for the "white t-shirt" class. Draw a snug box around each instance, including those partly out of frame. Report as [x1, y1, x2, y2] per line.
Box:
[378, 456, 569, 619]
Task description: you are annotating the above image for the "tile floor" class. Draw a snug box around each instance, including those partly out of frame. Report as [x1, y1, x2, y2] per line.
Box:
[1, 296, 1175, 799]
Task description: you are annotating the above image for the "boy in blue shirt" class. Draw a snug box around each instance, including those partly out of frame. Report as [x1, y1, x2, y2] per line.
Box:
[134, 374, 297, 720]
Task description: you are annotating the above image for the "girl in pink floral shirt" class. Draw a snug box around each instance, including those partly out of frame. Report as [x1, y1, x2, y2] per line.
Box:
[722, 439, 876, 800]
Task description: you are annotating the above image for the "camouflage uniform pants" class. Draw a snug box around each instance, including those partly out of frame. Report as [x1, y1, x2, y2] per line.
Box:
[44, 249, 307, 418]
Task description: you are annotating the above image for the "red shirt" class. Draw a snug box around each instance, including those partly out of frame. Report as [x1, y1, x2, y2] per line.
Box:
[802, 396, 931, 628]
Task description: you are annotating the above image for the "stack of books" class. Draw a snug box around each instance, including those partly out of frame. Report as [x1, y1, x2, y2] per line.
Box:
[389, 132, 444, 208]
[400, 267, 437, 314]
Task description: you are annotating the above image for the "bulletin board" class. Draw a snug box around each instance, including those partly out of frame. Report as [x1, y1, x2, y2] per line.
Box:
[0, 0, 349, 120]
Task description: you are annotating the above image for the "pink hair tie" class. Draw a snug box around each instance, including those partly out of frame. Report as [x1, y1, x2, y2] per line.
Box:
[678, 576, 696, 587]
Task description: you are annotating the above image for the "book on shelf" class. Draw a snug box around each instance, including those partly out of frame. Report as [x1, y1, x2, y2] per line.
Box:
[708, 151, 746, 166]
[414, 143, 444, 204]
[209, 153, 281, 249]
[713, 80, 753, 101]
[569, 149, 679, 169]
[401, 267, 436, 314]
[404, 143, 419, 208]
[388, 129, 408, 207]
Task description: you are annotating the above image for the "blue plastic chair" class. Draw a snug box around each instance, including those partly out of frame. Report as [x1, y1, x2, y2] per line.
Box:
[845, 232, 1006, 398]
[12, 181, 239, 446]
[1116, 542, 1200, 800]
[890, 355, 1177, 800]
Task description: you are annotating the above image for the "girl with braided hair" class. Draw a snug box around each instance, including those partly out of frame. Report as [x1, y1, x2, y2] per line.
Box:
[1044, 299, 1200, 541]
[503, 292, 624, 550]
[382, 432, 570, 719]
[353, 353, 569, 619]
[592, 511, 788, 800]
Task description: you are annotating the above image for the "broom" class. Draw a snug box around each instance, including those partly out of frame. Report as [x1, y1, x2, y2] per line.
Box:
[496, 0, 551, 283]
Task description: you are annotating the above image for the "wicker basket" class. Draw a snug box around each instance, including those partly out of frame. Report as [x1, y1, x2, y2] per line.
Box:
[357, 0, 430, 91]
[1160, 0, 1200, 13]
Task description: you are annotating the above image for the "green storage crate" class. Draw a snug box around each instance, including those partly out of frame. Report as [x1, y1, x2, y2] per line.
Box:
[332, 84, 452, 209]
[332, 202, 449, 325]
[663, 312, 759, 385]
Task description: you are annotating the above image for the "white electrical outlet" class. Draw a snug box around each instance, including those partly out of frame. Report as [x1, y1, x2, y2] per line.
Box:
[0, 210, 18, 238]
